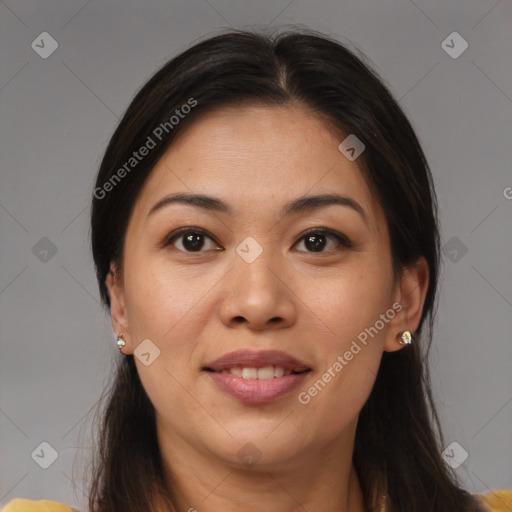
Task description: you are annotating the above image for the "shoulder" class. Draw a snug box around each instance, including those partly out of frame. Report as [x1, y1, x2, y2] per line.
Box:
[475, 490, 512, 511]
[1, 499, 79, 512]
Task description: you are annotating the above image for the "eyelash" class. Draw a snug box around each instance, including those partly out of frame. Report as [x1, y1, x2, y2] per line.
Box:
[162, 227, 353, 254]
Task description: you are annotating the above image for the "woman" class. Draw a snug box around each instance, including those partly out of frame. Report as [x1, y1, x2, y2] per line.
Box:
[3, 29, 511, 512]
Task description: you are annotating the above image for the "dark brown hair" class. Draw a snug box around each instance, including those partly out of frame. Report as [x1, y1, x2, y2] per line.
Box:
[85, 28, 487, 512]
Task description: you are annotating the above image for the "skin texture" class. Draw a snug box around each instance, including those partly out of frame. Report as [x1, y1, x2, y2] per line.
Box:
[106, 104, 429, 512]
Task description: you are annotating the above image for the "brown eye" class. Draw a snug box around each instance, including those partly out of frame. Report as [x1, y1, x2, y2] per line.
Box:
[163, 228, 221, 253]
[294, 229, 352, 253]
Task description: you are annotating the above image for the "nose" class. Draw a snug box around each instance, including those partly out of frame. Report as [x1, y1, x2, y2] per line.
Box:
[218, 248, 297, 331]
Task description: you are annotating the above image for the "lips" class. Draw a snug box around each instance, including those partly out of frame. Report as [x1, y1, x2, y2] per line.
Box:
[204, 349, 311, 373]
[203, 350, 311, 404]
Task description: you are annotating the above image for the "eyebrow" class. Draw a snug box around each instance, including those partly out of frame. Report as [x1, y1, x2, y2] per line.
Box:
[147, 192, 368, 225]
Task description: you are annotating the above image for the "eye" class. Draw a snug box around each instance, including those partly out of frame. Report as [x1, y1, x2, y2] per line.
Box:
[162, 227, 352, 254]
[294, 228, 352, 253]
[163, 227, 222, 253]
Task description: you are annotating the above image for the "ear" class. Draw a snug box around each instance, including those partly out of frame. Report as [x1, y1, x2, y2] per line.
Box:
[105, 262, 133, 354]
[383, 256, 429, 353]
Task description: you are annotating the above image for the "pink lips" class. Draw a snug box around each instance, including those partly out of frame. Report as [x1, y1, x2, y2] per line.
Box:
[203, 349, 311, 404]
[205, 349, 310, 372]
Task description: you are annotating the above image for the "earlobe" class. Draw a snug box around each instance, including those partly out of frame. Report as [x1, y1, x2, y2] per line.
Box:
[384, 257, 429, 352]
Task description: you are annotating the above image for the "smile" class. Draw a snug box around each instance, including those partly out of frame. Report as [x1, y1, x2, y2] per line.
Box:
[203, 350, 311, 404]
[212, 366, 298, 379]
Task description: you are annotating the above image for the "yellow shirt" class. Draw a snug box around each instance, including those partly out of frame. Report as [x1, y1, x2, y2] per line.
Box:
[1, 501, 76, 512]
[2, 490, 512, 511]
[476, 490, 512, 511]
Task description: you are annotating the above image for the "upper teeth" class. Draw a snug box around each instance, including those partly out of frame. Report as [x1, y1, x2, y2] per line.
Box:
[220, 366, 290, 379]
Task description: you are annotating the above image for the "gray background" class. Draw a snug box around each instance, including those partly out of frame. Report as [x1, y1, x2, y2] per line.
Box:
[1, 1, 511, 510]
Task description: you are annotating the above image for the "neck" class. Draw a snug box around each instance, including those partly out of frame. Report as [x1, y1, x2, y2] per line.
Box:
[157, 421, 366, 512]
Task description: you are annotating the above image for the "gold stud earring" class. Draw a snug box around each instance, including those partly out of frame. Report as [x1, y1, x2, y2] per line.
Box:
[398, 330, 412, 345]
[116, 333, 126, 351]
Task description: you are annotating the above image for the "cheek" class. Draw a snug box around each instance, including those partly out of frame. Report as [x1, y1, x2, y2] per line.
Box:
[299, 286, 386, 434]
[123, 258, 213, 432]
[298, 261, 393, 344]
[294, 262, 391, 424]
[124, 254, 213, 339]
[122, 252, 228, 392]
[300, 351, 380, 444]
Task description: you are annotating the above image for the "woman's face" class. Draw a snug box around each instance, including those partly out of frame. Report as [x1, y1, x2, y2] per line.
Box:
[107, 104, 426, 471]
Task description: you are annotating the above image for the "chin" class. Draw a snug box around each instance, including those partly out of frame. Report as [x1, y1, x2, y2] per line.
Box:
[204, 427, 309, 470]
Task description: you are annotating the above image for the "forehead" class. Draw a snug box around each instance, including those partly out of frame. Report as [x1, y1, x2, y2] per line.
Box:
[131, 104, 384, 231]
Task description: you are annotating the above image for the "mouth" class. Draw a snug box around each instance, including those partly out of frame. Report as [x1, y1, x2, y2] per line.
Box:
[203, 366, 310, 379]
[203, 349, 311, 376]
[203, 350, 312, 404]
